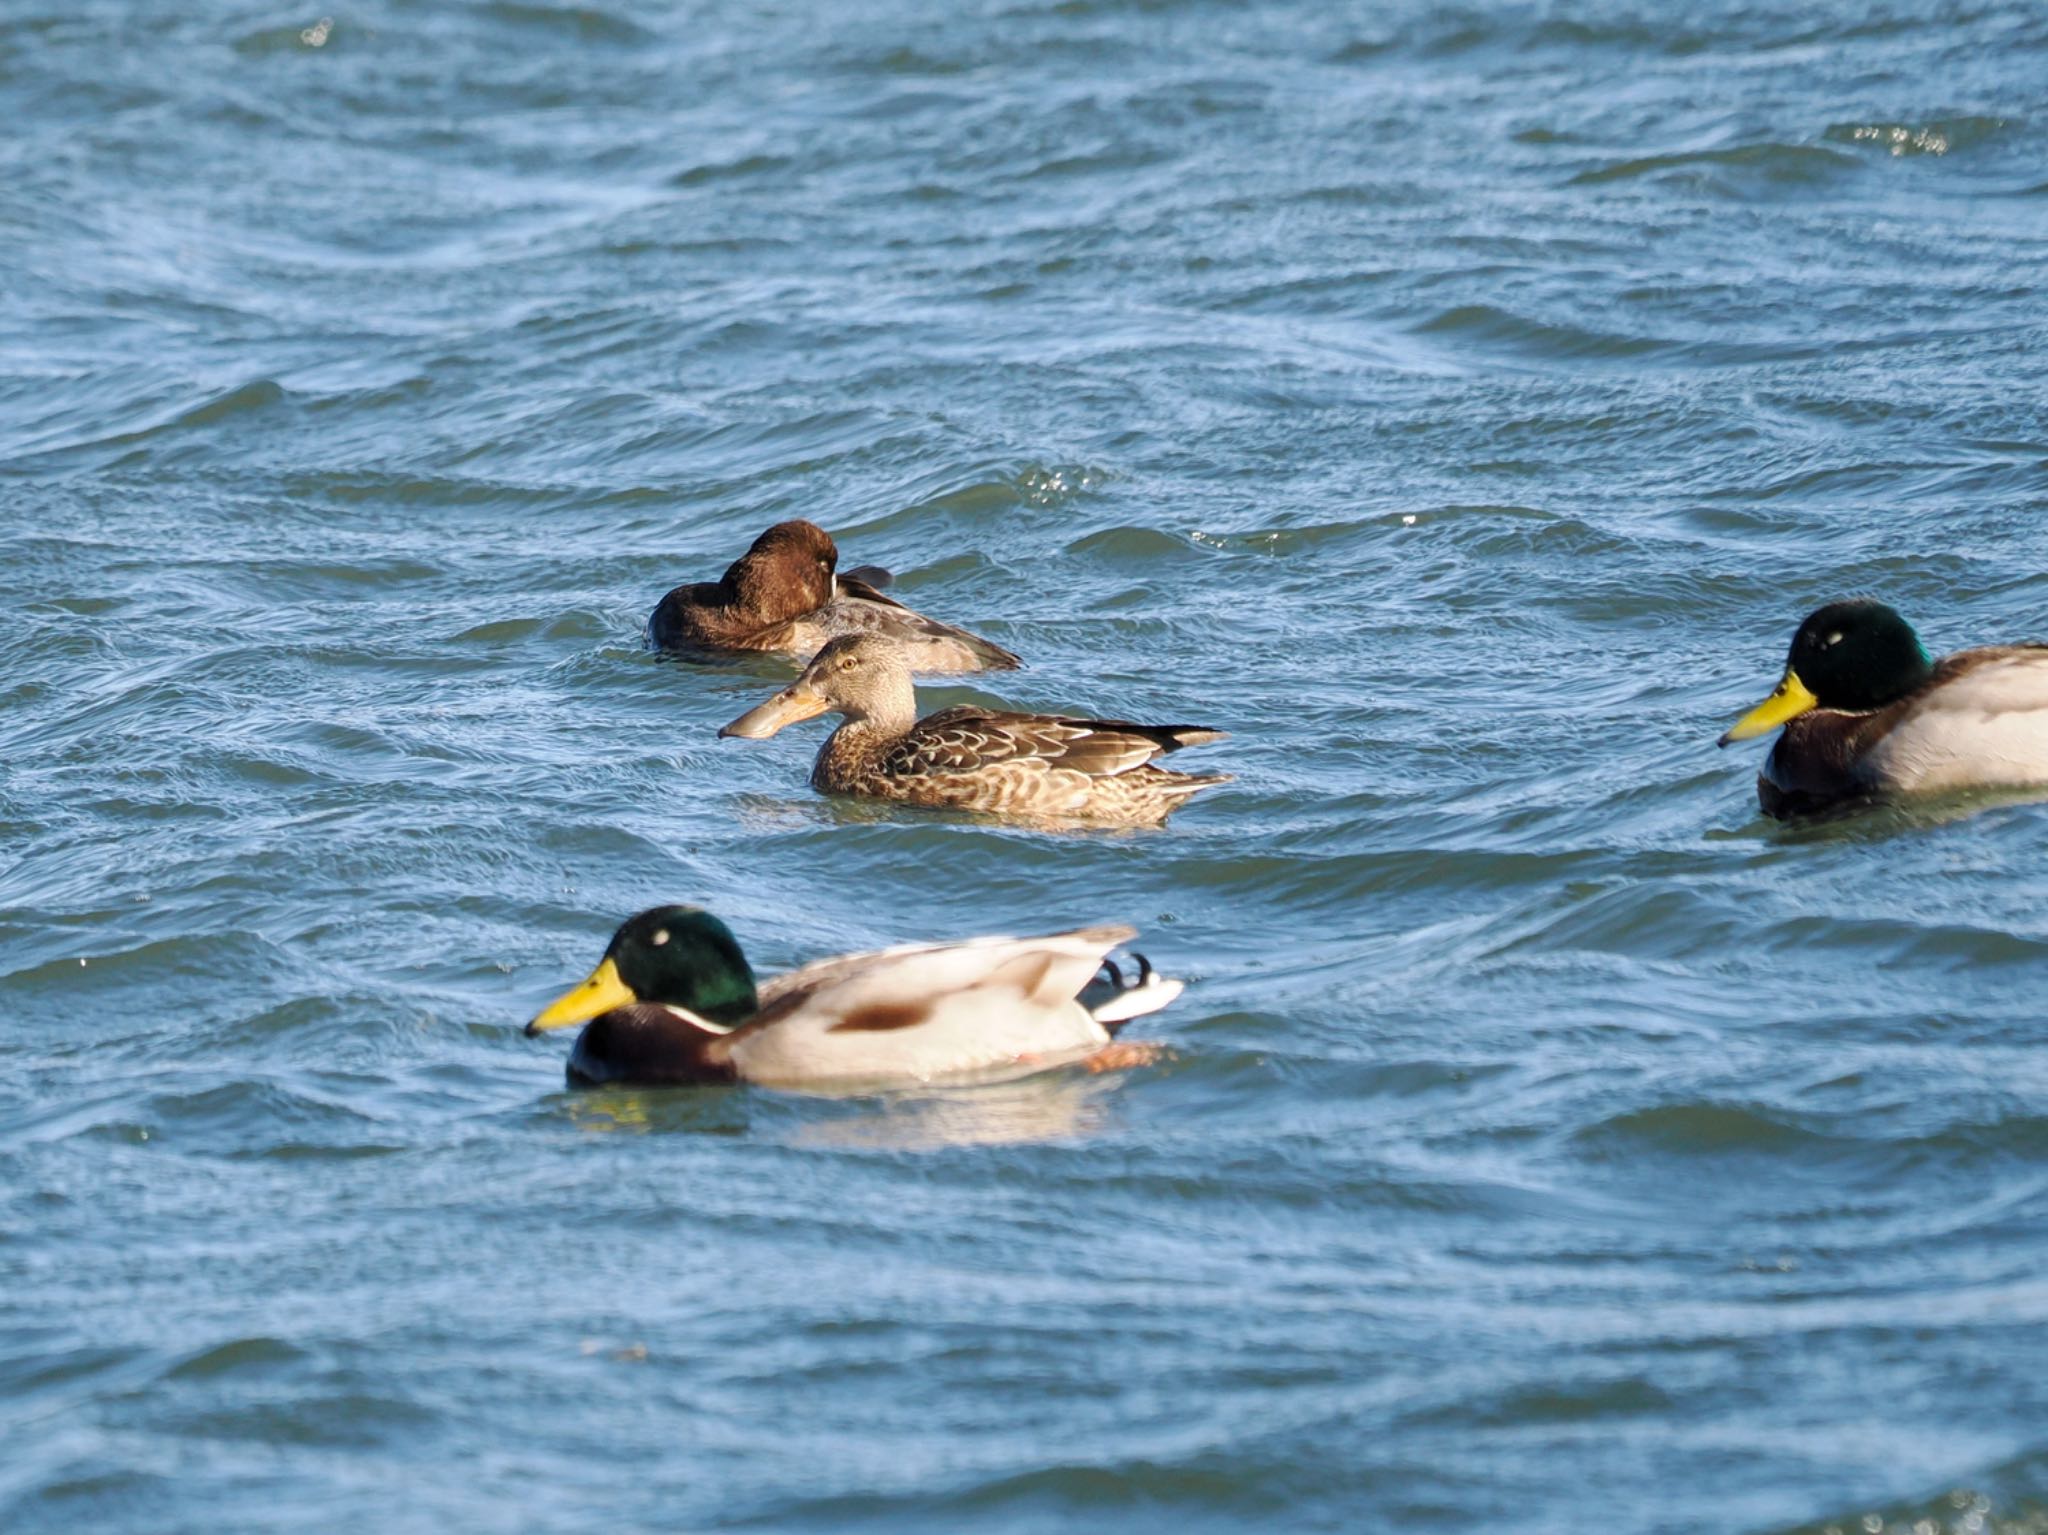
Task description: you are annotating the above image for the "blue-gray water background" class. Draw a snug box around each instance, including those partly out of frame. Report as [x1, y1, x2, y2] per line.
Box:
[5, 2, 2048, 1530]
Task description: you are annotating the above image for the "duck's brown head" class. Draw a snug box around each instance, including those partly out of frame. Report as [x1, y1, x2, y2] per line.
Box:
[721, 520, 839, 618]
[718, 634, 918, 739]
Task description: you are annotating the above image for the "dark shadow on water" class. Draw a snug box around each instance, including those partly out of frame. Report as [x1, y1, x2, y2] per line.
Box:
[552, 1084, 754, 1137]
[783, 1067, 1150, 1152]
[647, 645, 799, 684]
[1707, 784, 2048, 845]
[540, 1054, 1174, 1150]
[726, 789, 1158, 840]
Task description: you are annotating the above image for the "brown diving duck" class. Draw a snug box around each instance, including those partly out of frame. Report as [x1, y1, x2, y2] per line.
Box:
[524, 906, 1182, 1092]
[719, 635, 1231, 825]
[646, 519, 1019, 674]
[1718, 598, 2048, 818]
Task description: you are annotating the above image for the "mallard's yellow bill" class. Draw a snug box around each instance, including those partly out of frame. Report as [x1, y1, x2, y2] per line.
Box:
[527, 956, 636, 1034]
[1718, 669, 1819, 747]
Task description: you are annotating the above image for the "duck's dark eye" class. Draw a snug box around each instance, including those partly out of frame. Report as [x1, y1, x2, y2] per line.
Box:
[1822, 631, 1842, 648]
[651, 928, 670, 946]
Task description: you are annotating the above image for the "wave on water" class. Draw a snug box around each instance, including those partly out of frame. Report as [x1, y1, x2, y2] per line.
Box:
[1569, 142, 1863, 192]
[1771, 1455, 2048, 1535]
[1825, 116, 2014, 158]
[6, 0, 2048, 1530]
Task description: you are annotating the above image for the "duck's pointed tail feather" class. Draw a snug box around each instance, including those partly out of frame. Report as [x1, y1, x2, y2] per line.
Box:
[1080, 951, 1185, 1032]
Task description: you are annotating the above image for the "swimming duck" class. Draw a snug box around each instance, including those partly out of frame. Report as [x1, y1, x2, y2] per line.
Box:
[524, 906, 1182, 1091]
[647, 519, 1020, 674]
[718, 635, 1231, 825]
[1718, 599, 2048, 818]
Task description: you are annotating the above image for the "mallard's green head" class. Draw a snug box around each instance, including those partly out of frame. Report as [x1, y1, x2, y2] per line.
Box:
[1719, 600, 1934, 745]
[526, 907, 760, 1035]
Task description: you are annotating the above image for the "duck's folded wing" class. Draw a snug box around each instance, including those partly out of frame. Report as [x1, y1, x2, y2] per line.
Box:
[1921, 646, 2048, 714]
[835, 574, 913, 611]
[729, 927, 1137, 1087]
[827, 585, 1021, 670]
[885, 709, 1223, 779]
[1862, 647, 2048, 791]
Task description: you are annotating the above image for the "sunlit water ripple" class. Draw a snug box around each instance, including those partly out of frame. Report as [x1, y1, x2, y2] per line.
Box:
[3, 1, 2047, 1530]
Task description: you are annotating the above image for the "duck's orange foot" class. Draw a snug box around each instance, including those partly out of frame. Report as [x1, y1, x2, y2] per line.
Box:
[1082, 1040, 1169, 1074]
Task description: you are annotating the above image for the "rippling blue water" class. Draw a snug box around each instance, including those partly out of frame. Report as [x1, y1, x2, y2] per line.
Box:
[5, 1, 2048, 1530]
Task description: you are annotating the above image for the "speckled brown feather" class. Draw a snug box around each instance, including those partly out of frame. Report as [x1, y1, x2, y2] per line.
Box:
[747, 643, 1232, 824]
[877, 707, 1225, 778]
[723, 636, 1230, 823]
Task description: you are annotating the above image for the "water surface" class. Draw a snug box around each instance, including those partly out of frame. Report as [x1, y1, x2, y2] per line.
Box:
[4, 1, 2048, 1530]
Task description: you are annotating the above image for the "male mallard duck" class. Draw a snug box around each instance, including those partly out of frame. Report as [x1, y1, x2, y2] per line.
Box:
[1718, 599, 2048, 818]
[524, 906, 1182, 1091]
[647, 519, 1019, 674]
[718, 635, 1231, 825]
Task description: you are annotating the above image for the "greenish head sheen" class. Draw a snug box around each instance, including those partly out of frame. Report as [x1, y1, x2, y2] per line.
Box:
[1786, 600, 1934, 712]
[607, 906, 759, 1025]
